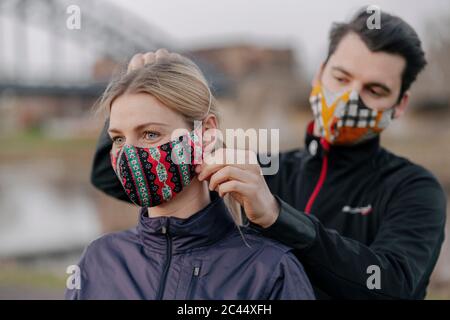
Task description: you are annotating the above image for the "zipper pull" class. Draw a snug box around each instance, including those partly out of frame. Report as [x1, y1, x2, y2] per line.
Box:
[193, 266, 200, 277]
[161, 219, 170, 234]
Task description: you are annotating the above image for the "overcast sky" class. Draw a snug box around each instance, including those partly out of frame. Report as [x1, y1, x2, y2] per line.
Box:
[108, 0, 450, 74]
[1, 0, 449, 81]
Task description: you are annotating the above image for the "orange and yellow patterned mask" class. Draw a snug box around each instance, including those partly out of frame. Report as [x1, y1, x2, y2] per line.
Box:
[309, 83, 394, 145]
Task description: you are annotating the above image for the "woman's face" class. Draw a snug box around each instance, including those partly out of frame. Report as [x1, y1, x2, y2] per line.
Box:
[108, 93, 191, 154]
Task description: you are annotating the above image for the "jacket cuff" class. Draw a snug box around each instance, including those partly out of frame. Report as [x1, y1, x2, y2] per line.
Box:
[250, 196, 317, 251]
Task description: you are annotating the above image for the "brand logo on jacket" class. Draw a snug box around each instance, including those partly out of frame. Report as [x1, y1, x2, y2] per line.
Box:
[342, 205, 373, 216]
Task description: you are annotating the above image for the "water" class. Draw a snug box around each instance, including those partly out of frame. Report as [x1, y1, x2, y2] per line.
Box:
[0, 160, 101, 258]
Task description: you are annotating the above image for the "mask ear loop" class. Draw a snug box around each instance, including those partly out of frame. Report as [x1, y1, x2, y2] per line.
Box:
[197, 84, 251, 248]
[192, 84, 212, 136]
[195, 84, 213, 126]
[204, 85, 212, 120]
[190, 84, 212, 166]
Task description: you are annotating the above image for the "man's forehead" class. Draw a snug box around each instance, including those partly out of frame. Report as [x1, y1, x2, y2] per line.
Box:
[329, 33, 406, 87]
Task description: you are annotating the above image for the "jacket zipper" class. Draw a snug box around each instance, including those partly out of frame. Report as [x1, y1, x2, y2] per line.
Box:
[156, 221, 172, 300]
[304, 138, 330, 215]
[186, 265, 201, 299]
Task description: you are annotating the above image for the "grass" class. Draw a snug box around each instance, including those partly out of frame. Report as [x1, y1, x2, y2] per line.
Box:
[0, 129, 97, 158]
[0, 265, 66, 290]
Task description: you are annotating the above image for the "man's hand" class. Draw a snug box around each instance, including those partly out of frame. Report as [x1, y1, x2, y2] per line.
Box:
[127, 49, 182, 73]
[196, 148, 280, 228]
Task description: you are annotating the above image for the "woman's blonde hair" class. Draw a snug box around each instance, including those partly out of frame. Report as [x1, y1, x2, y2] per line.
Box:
[96, 53, 243, 226]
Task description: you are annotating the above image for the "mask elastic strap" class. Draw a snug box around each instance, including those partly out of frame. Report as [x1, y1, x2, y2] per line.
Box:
[203, 85, 212, 120]
[192, 85, 212, 132]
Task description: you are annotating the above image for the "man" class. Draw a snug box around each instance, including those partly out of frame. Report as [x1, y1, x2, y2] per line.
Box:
[90, 9, 446, 299]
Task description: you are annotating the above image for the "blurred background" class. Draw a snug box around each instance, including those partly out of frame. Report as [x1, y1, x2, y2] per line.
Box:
[0, 0, 449, 299]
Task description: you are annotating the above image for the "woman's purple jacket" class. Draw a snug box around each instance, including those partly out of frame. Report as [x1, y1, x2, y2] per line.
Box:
[65, 194, 315, 300]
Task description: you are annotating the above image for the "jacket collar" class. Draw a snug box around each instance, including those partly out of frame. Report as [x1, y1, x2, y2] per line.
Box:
[136, 192, 236, 254]
[304, 121, 381, 167]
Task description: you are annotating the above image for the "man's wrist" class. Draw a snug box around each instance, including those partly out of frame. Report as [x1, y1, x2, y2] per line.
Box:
[261, 195, 317, 250]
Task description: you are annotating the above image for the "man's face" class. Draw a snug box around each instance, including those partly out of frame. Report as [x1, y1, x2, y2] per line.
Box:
[320, 32, 408, 113]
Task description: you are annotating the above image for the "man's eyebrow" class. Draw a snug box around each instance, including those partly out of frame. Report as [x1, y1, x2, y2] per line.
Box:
[331, 66, 352, 77]
[108, 122, 168, 133]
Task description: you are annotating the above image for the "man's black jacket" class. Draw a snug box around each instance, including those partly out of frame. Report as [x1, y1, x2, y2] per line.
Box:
[90, 121, 446, 299]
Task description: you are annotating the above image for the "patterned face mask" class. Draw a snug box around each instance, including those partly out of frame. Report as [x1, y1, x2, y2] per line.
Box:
[309, 83, 395, 145]
[110, 130, 203, 207]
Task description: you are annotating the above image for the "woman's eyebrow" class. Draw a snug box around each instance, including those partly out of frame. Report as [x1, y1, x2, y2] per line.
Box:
[108, 122, 168, 134]
[134, 122, 168, 132]
[107, 128, 121, 134]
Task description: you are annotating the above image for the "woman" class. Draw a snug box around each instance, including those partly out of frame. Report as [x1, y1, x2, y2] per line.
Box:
[65, 53, 315, 300]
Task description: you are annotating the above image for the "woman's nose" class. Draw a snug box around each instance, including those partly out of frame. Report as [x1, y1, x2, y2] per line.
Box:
[124, 136, 140, 147]
[130, 139, 153, 149]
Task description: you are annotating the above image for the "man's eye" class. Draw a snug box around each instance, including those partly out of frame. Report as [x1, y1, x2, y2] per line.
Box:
[144, 131, 160, 141]
[368, 88, 383, 97]
[335, 76, 348, 84]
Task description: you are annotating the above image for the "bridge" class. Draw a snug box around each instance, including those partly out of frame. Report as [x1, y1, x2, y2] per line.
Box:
[0, 0, 228, 97]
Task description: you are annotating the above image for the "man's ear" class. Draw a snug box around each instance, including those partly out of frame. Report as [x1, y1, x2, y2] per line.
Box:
[393, 91, 409, 119]
[311, 62, 326, 87]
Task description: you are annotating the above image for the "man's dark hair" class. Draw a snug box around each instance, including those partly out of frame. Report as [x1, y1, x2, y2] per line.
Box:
[326, 8, 427, 100]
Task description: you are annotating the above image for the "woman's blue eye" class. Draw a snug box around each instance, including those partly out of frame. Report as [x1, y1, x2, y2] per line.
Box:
[144, 131, 160, 140]
[112, 137, 125, 145]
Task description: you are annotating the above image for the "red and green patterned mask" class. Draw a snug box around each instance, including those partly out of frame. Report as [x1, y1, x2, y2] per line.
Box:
[110, 131, 202, 207]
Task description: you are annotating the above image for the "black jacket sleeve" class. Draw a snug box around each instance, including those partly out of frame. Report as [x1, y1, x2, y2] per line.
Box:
[260, 156, 447, 299]
[90, 119, 130, 203]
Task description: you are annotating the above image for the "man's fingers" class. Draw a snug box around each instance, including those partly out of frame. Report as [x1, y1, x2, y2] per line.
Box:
[142, 52, 156, 65]
[127, 53, 145, 73]
[128, 49, 174, 73]
[208, 166, 254, 191]
[155, 48, 170, 62]
[169, 53, 183, 62]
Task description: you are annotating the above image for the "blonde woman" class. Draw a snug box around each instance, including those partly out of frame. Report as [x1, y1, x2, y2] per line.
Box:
[65, 52, 314, 300]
